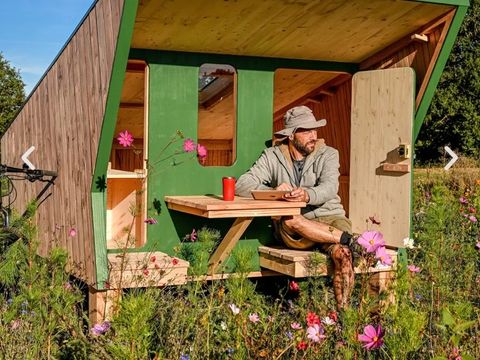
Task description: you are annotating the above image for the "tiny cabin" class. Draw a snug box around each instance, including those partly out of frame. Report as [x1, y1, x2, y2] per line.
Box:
[1, 0, 468, 320]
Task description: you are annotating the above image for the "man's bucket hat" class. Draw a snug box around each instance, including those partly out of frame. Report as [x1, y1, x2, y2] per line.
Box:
[274, 105, 327, 137]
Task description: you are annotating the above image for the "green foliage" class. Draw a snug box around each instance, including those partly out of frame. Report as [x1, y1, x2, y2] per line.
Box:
[177, 226, 220, 275]
[0, 52, 25, 135]
[416, 0, 480, 163]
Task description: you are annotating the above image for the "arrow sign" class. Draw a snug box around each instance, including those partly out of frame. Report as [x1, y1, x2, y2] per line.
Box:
[21, 146, 36, 170]
[444, 146, 458, 171]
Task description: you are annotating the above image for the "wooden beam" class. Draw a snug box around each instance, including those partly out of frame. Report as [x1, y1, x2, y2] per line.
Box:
[411, 33, 428, 42]
[273, 73, 351, 121]
[360, 10, 454, 70]
[119, 102, 144, 108]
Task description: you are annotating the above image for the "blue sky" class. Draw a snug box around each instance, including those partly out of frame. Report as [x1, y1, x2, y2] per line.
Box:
[0, 0, 94, 95]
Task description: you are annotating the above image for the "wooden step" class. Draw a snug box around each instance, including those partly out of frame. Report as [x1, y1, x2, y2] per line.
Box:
[107, 251, 189, 288]
[259, 246, 397, 278]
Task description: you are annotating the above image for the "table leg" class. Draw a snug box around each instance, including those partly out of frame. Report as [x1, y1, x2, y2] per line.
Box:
[208, 217, 253, 274]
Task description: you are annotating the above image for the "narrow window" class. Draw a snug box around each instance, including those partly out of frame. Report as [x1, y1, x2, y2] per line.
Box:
[197, 64, 236, 166]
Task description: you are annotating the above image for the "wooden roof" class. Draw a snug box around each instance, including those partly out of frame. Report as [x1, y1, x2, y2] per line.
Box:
[132, 0, 453, 62]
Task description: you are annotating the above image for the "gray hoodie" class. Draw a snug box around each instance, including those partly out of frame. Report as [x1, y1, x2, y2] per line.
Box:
[235, 140, 345, 219]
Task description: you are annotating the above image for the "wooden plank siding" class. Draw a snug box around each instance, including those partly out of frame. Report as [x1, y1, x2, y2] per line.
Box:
[273, 78, 352, 214]
[0, 0, 125, 284]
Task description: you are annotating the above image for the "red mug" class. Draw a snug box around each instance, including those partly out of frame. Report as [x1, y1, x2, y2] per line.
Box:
[222, 177, 236, 201]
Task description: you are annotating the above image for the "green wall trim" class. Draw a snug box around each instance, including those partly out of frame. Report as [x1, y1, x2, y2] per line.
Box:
[91, 0, 139, 289]
[413, 0, 468, 6]
[130, 49, 359, 74]
[414, 5, 468, 140]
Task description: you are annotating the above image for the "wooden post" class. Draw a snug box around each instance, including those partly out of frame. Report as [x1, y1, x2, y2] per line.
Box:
[88, 286, 122, 324]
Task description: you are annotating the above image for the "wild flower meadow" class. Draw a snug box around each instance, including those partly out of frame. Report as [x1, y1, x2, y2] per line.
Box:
[0, 167, 478, 359]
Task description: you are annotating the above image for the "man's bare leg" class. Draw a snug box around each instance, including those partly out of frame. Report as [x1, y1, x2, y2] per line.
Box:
[331, 245, 354, 310]
[283, 215, 343, 243]
[283, 216, 355, 309]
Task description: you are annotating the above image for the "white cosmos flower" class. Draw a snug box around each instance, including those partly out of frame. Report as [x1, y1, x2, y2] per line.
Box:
[403, 237, 415, 249]
[321, 316, 335, 326]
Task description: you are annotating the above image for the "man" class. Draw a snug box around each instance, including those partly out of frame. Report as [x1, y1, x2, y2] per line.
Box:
[235, 105, 356, 309]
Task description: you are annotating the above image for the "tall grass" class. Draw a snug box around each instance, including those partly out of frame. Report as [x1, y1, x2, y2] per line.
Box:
[0, 169, 478, 359]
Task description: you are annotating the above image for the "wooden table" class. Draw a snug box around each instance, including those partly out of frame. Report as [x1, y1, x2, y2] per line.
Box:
[164, 195, 306, 273]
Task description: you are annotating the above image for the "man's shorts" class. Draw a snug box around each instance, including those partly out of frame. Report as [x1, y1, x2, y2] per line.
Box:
[274, 215, 352, 255]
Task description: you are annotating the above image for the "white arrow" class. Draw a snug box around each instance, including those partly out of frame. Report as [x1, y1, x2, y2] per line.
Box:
[444, 146, 458, 171]
[21, 146, 36, 170]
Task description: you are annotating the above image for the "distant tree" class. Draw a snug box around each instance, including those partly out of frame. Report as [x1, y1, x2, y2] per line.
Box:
[416, 0, 480, 164]
[0, 52, 25, 135]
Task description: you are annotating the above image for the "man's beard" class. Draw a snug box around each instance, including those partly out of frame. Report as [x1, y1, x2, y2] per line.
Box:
[292, 138, 316, 156]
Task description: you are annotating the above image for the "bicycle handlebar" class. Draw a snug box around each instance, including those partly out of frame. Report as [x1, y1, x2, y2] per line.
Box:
[0, 165, 57, 178]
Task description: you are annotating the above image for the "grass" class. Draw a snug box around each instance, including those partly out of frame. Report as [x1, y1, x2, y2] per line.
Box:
[0, 167, 478, 359]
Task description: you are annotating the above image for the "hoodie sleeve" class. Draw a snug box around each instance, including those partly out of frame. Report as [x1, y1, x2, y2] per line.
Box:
[235, 150, 274, 197]
[304, 149, 340, 205]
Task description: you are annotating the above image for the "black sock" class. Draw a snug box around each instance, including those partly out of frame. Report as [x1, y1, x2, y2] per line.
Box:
[340, 232, 352, 246]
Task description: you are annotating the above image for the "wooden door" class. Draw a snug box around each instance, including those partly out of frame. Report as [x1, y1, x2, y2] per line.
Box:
[349, 68, 414, 248]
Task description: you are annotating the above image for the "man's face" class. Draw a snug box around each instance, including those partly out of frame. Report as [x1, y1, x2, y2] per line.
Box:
[291, 128, 318, 156]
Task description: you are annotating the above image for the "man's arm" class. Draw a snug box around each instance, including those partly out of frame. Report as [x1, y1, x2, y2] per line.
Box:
[235, 151, 274, 197]
[304, 149, 340, 205]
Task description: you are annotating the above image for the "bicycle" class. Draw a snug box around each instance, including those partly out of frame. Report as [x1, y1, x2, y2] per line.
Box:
[0, 164, 57, 229]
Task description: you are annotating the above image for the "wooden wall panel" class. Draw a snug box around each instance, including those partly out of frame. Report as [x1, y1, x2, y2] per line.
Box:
[0, 0, 125, 285]
[273, 79, 352, 213]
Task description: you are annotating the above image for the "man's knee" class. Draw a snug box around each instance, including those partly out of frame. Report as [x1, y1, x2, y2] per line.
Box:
[282, 215, 305, 232]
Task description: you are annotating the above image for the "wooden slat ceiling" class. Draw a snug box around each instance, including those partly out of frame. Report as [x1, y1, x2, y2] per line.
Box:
[132, 0, 452, 62]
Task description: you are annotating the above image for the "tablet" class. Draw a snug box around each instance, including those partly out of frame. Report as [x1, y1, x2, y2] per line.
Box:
[251, 190, 290, 200]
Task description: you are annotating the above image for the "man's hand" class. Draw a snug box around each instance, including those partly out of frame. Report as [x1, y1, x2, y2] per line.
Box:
[276, 183, 294, 192]
[284, 187, 310, 203]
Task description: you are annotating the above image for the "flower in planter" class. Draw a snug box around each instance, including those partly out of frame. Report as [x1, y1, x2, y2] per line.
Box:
[357, 230, 385, 253]
[306, 324, 326, 343]
[407, 264, 421, 273]
[117, 130, 134, 147]
[375, 246, 393, 266]
[91, 321, 111, 336]
[358, 324, 384, 350]
[183, 138, 195, 153]
[248, 313, 260, 323]
[229, 303, 240, 315]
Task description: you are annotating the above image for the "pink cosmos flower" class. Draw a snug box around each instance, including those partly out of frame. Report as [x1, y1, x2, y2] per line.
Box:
[469, 215, 478, 223]
[91, 321, 111, 336]
[229, 303, 240, 315]
[248, 313, 259, 323]
[117, 130, 134, 147]
[459, 196, 468, 205]
[357, 231, 385, 253]
[190, 229, 197, 241]
[289, 280, 300, 292]
[68, 228, 77, 237]
[291, 322, 302, 330]
[144, 218, 158, 225]
[407, 264, 421, 273]
[375, 246, 393, 266]
[476, 242, 480, 250]
[306, 323, 326, 343]
[197, 144, 207, 158]
[183, 138, 196, 153]
[358, 324, 384, 350]
[11, 319, 21, 330]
